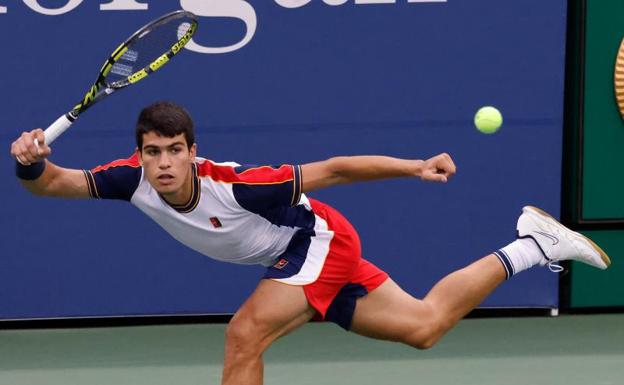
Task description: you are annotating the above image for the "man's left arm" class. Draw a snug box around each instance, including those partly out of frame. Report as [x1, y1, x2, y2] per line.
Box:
[300, 153, 456, 193]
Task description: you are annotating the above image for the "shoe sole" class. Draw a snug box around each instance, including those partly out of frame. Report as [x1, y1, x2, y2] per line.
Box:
[524, 206, 611, 268]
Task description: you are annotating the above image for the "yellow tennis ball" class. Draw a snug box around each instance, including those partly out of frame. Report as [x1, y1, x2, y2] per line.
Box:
[474, 106, 503, 134]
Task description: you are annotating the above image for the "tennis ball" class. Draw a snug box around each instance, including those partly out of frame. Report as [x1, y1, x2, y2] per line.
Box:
[474, 106, 502, 134]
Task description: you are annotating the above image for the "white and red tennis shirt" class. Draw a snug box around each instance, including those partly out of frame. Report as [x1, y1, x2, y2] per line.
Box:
[83, 153, 390, 325]
[83, 154, 334, 285]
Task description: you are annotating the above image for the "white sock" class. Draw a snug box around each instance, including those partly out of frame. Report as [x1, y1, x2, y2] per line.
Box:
[494, 238, 544, 279]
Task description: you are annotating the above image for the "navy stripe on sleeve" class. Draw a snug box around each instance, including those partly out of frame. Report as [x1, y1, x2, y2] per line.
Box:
[86, 166, 141, 201]
[232, 164, 301, 212]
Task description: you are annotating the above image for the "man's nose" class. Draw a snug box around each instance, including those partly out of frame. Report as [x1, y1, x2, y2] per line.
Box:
[158, 153, 171, 168]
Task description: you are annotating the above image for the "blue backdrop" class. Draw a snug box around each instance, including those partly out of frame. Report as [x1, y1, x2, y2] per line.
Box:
[0, 0, 565, 319]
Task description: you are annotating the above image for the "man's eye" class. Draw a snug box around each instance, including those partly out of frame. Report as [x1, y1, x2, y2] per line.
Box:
[171, 148, 181, 154]
[147, 149, 158, 156]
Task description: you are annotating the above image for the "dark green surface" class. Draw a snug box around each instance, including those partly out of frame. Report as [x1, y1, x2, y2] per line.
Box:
[571, 230, 624, 307]
[582, 0, 624, 219]
[1, 315, 623, 385]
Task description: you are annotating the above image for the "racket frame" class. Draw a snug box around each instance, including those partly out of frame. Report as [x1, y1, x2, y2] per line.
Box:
[42, 10, 198, 145]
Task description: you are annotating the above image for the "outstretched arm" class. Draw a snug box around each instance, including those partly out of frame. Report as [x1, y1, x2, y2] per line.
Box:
[10, 128, 90, 198]
[300, 153, 456, 193]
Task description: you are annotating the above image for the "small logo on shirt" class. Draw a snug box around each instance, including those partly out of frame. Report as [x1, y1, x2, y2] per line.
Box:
[210, 217, 222, 228]
[273, 258, 289, 269]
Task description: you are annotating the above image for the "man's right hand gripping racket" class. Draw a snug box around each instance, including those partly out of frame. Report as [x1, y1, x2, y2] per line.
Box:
[39, 10, 198, 147]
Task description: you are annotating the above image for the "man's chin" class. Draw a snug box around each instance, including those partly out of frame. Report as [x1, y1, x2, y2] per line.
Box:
[156, 186, 179, 196]
[150, 181, 179, 195]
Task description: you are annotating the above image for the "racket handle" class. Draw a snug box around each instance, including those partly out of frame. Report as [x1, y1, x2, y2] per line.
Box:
[42, 114, 73, 146]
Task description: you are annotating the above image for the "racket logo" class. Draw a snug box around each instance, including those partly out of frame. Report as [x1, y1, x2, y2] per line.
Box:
[172, 22, 196, 54]
[120, 50, 139, 62]
[77, 84, 100, 111]
[111, 63, 133, 77]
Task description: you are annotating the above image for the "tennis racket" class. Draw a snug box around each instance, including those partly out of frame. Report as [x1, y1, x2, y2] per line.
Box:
[40, 10, 198, 146]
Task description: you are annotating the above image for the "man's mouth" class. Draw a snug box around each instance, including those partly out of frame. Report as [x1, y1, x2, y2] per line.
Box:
[157, 174, 175, 183]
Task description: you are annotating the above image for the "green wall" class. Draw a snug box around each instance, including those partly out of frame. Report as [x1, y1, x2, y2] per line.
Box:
[568, 0, 624, 308]
[571, 231, 624, 307]
[582, 0, 624, 220]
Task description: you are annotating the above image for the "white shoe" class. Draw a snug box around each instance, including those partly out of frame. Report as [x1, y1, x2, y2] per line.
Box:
[516, 206, 611, 270]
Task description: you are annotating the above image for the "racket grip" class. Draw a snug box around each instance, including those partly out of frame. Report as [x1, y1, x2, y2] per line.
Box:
[42, 114, 73, 146]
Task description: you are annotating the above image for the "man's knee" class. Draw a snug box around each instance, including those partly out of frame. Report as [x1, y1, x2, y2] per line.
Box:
[402, 306, 452, 350]
[224, 315, 266, 357]
[403, 326, 437, 350]
[406, 331, 440, 350]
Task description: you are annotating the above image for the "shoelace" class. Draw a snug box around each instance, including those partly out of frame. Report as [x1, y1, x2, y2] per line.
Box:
[547, 262, 564, 273]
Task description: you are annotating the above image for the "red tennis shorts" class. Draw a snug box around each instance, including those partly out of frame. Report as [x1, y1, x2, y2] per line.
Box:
[265, 198, 388, 330]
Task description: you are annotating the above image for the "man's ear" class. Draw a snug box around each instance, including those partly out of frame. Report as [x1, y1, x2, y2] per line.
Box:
[135, 147, 143, 166]
[189, 143, 197, 162]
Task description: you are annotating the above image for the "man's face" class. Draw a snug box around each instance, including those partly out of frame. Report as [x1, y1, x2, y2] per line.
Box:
[138, 132, 196, 198]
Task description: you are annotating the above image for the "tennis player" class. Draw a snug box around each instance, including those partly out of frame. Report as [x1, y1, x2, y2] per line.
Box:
[11, 101, 610, 385]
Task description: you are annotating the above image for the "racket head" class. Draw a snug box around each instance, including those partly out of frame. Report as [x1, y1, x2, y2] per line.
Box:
[71, 10, 198, 117]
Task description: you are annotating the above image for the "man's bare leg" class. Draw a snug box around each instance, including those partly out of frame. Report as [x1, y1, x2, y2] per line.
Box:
[350, 254, 505, 348]
[221, 279, 316, 385]
[351, 205, 611, 348]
